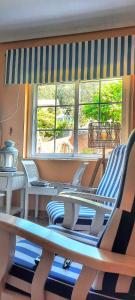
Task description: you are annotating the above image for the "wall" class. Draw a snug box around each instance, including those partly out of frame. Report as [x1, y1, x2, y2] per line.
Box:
[0, 26, 135, 210]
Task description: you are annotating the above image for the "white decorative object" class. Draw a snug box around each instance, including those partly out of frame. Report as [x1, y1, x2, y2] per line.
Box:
[0, 140, 18, 171]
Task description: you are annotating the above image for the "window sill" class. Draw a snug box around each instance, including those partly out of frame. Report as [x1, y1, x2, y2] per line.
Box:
[28, 154, 104, 161]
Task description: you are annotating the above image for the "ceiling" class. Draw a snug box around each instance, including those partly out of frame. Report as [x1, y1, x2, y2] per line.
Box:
[1, 0, 135, 43]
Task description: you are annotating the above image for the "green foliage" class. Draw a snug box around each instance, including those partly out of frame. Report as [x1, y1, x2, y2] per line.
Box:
[38, 85, 55, 99]
[57, 84, 75, 105]
[100, 80, 122, 103]
[37, 107, 69, 138]
[81, 80, 122, 124]
[37, 107, 54, 130]
[55, 120, 68, 138]
[80, 82, 99, 103]
[37, 80, 122, 140]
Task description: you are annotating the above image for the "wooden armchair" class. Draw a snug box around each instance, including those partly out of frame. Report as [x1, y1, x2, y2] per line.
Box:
[46, 143, 126, 233]
[0, 129, 134, 300]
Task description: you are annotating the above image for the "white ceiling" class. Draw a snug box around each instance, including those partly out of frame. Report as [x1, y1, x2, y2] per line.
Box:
[1, 0, 135, 42]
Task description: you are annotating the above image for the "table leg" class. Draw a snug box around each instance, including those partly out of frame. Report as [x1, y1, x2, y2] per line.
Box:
[0, 195, 4, 210]
[6, 190, 12, 214]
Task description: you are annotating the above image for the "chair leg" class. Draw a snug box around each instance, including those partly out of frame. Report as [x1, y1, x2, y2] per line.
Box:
[20, 189, 24, 218]
[35, 195, 39, 219]
[24, 191, 29, 219]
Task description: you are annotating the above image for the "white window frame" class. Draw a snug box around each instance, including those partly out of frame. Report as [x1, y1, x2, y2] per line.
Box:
[29, 78, 125, 160]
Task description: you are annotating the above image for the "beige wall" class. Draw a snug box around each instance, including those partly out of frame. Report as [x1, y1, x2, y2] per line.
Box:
[0, 26, 135, 210]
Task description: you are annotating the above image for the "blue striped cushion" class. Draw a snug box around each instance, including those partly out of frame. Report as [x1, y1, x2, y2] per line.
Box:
[48, 225, 99, 246]
[6, 238, 131, 299]
[46, 201, 109, 226]
[46, 145, 126, 228]
[96, 145, 126, 198]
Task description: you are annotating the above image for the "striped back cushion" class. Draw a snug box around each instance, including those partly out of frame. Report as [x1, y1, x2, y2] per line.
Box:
[92, 208, 135, 298]
[96, 144, 126, 199]
[93, 130, 135, 297]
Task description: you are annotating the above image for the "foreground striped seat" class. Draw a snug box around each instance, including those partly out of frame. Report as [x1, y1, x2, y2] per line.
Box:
[6, 239, 84, 298]
[5, 129, 135, 300]
[7, 235, 134, 300]
[47, 144, 126, 231]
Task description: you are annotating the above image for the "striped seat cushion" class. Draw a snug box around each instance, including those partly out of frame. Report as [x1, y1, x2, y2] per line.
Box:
[6, 238, 131, 299]
[46, 145, 126, 229]
[48, 224, 99, 246]
[46, 201, 110, 227]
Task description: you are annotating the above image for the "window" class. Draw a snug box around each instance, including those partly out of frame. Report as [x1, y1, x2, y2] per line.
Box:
[31, 79, 123, 157]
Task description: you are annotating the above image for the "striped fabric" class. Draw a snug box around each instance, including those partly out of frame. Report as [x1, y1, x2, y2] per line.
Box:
[5, 129, 135, 300]
[48, 224, 99, 246]
[91, 208, 135, 300]
[6, 238, 83, 298]
[46, 145, 126, 229]
[6, 212, 135, 300]
[96, 144, 126, 198]
[5, 35, 135, 84]
[91, 129, 135, 299]
[6, 211, 135, 300]
[47, 201, 109, 227]
[5, 237, 125, 299]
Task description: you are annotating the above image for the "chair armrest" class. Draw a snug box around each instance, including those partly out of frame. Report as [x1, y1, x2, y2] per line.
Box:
[62, 186, 97, 193]
[0, 213, 135, 277]
[61, 191, 116, 204]
[53, 194, 112, 233]
[54, 194, 112, 214]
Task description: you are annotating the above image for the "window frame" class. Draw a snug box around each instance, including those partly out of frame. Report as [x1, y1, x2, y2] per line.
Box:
[30, 78, 124, 159]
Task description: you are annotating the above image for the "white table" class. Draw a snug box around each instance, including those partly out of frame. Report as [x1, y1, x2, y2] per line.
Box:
[0, 171, 25, 216]
[24, 184, 59, 219]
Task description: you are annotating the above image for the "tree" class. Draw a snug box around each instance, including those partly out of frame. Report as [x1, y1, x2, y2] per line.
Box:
[81, 80, 122, 125]
[37, 80, 122, 138]
[37, 107, 70, 138]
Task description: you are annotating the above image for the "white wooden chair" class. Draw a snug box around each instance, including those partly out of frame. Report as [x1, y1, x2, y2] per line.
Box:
[0, 130, 135, 300]
[21, 160, 87, 219]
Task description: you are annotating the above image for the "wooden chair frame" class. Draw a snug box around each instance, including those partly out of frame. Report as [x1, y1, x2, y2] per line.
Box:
[0, 212, 135, 300]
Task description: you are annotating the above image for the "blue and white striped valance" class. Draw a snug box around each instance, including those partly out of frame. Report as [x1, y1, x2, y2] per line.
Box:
[5, 35, 135, 84]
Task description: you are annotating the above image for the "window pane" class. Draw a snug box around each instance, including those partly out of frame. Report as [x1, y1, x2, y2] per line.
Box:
[100, 103, 122, 123]
[55, 131, 74, 153]
[34, 79, 123, 156]
[36, 131, 54, 153]
[77, 130, 92, 154]
[37, 85, 55, 106]
[56, 107, 74, 130]
[100, 79, 122, 103]
[37, 107, 55, 130]
[57, 83, 75, 105]
[79, 104, 99, 128]
[79, 82, 99, 104]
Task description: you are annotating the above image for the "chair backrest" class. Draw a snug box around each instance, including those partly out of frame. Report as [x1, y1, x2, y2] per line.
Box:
[96, 144, 126, 199]
[21, 160, 39, 183]
[72, 163, 87, 186]
[93, 129, 135, 297]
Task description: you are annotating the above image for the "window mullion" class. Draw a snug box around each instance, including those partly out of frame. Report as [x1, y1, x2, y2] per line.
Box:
[74, 82, 79, 154]
[32, 85, 38, 156]
[54, 85, 57, 152]
[99, 80, 101, 122]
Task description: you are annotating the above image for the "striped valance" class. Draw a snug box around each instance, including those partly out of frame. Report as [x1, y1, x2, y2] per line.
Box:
[5, 35, 135, 84]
